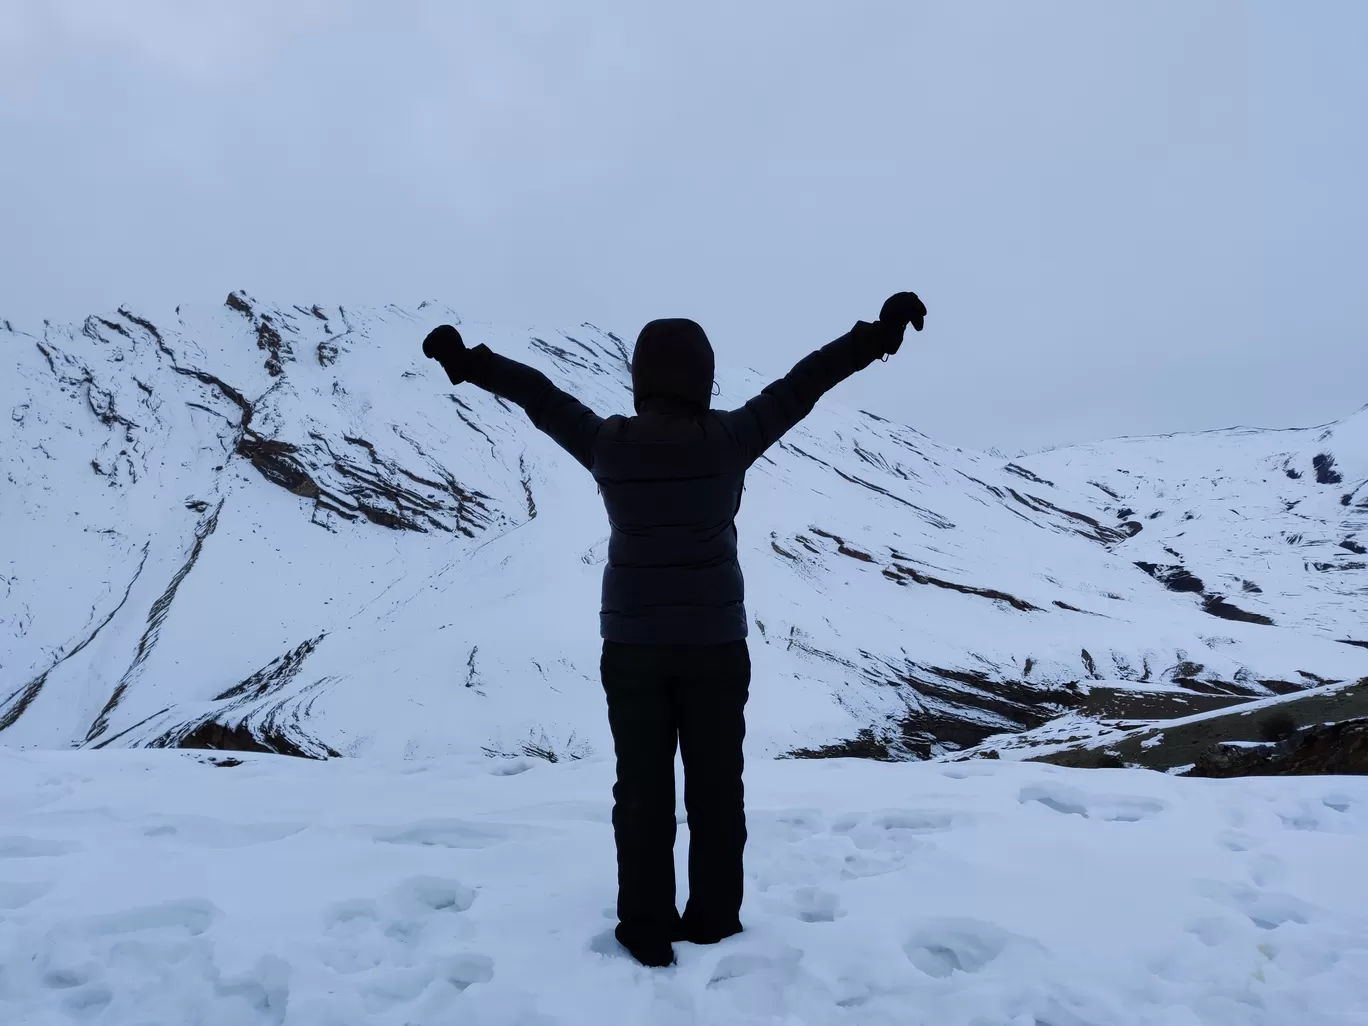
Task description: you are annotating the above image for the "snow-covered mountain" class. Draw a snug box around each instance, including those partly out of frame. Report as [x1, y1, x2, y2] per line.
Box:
[4, 296, 1367, 761]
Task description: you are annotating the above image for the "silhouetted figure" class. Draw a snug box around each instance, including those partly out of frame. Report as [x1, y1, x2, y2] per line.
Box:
[423, 293, 927, 967]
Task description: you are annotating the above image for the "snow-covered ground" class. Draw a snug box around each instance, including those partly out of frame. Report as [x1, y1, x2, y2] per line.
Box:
[1, 749, 1365, 1025]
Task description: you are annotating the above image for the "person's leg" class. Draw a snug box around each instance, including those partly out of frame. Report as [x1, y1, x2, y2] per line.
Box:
[600, 641, 680, 965]
[675, 639, 750, 942]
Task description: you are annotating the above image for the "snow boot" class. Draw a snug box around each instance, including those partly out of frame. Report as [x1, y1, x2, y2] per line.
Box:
[675, 917, 743, 945]
[615, 923, 676, 968]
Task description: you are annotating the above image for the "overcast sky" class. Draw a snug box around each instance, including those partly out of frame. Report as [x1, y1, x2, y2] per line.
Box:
[2, 1, 1364, 451]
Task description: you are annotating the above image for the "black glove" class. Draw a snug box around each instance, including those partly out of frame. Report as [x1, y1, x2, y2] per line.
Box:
[422, 324, 467, 384]
[875, 291, 927, 355]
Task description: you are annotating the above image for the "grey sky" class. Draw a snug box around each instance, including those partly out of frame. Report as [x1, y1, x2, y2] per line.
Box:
[3, 1, 1364, 451]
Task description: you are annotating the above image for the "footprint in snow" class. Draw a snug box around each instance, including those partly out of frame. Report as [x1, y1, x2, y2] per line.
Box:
[319, 876, 490, 1014]
[902, 918, 1044, 978]
[708, 945, 804, 986]
[940, 764, 999, 780]
[0, 879, 52, 909]
[704, 944, 823, 1020]
[1185, 915, 1243, 948]
[1322, 793, 1352, 814]
[1197, 880, 1317, 931]
[838, 851, 908, 880]
[393, 875, 479, 915]
[758, 883, 844, 923]
[588, 928, 638, 962]
[1017, 784, 1164, 822]
[322, 899, 386, 974]
[18, 898, 285, 1024]
[832, 808, 958, 856]
[874, 810, 960, 833]
[1236, 892, 1314, 932]
[1247, 853, 1288, 889]
[748, 808, 827, 843]
[0, 835, 80, 858]
[1279, 809, 1327, 832]
[1217, 830, 1261, 853]
[820, 809, 952, 875]
[374, 818, 510, 849]
[1276, 794, 1360, 832]
[85, 897, 219, 937]
[139, 814, 305, 849]
[749, 810, 937, 893]
[441, 953, 495, 991]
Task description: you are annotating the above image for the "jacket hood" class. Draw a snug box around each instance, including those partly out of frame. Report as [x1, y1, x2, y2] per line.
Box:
[631, 318, 714, 414]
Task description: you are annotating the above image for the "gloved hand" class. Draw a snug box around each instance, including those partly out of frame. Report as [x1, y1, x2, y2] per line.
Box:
[875, 292, 927, 355]
[422, 324, 467, 384]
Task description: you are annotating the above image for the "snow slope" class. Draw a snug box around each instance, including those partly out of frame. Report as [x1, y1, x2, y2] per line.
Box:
[1, 749, 1365, 1025]
[3, 297, 1367, 761]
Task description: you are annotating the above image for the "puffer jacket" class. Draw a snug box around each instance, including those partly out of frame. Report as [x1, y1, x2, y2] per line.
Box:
[464, 319, 893, 644]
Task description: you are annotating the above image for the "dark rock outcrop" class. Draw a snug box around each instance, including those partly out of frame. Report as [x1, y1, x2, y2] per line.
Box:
[1312, 453, 1343, 485]
[1134, 562, 1205, 593]
[1186, 718, 1368, 777]
[1201, 594, 1275, 626]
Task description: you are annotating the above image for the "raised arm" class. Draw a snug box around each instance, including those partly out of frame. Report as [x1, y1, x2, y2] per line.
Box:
[719, 292, 926, 465]
[423, 325, 602, 471]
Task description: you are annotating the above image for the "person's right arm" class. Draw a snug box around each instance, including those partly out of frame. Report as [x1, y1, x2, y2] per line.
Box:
[719, 292, 926, 465]
[423, 325, 602, 471]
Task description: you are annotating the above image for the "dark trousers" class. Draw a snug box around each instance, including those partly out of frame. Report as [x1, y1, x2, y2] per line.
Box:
[600, 639, 750, 944]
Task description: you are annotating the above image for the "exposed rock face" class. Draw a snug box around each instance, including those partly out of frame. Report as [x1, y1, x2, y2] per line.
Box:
[1187, 718, 1368, 777]
[1018, 677, 1368, 773]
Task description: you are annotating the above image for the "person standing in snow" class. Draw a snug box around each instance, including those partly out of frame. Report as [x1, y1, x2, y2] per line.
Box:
[422, 292, 927, 967]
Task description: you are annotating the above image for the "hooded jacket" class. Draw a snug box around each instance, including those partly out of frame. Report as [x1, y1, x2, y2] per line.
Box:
[464, 319, 891, 644]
